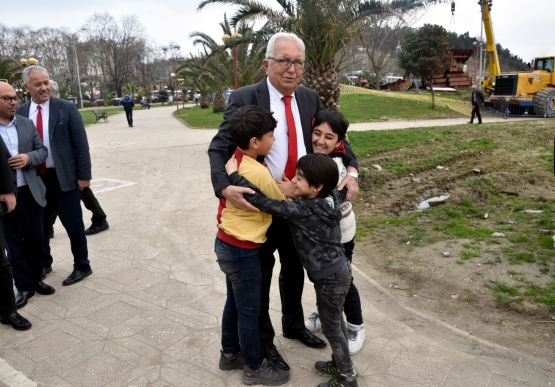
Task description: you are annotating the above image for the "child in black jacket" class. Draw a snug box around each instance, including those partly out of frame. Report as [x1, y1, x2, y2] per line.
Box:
[226, 153, 358, 387]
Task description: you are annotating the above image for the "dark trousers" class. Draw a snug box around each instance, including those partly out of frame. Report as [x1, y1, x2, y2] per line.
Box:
[50, 187, 106, 228]
[315, 262, 353, 374]
[124, 109, 133, 126]
[41, 169, 90, 271]
[342, 239, 363, 325]
[215, 238, 263, 370]
[0, 218, 16, 317]
[471, 104, 482, 123]
[259, 217, 306, 347]
[3, 187, 44, 292]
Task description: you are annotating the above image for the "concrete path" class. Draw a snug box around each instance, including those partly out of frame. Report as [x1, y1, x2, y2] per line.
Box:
[0, 107, 553, 387]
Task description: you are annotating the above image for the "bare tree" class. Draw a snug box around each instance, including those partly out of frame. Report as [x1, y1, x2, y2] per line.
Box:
[84, 13, 147, 97]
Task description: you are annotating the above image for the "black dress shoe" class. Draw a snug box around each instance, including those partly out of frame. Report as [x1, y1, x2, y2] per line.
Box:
[1, 312, 32, 331]
[85, 221, 109, 235]
[34, 281, 55, 295]
[62, 269, 92, 286]
[284, 328, 327, 348]
[15, 291, 34, 309]
[263, 345, 290, 370]
[41, 266, 52, 281]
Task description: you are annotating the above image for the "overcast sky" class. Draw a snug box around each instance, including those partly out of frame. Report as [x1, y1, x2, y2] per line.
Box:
[2, 0, 552, 65]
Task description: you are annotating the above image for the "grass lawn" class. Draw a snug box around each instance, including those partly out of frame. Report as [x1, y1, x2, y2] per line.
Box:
[173, 92, 465, 129]
[338, 93, 465, 122]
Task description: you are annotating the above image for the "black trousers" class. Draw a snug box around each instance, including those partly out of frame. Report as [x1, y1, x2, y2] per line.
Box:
[258, 217, 306, 347]
[0, 217, 16, 317]
[41, 169, 90, 271]
[124, 109, 133, 126]
[50, 187, 106, 227]
[471, 104, 482, 123]
[3, 187, 44, 292]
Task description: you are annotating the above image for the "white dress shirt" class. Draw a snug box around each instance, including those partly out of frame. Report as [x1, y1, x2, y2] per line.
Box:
[265, 78, 307, 179]
[28, 99, 54, 168]
[0, 116, 27, 187]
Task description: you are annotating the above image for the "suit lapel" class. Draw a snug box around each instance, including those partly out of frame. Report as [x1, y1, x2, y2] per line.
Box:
[294, 87, 314, 154]
[256, 77, 271, 111]
[15, 119, 26, 154]
[48, 97, 59, 140]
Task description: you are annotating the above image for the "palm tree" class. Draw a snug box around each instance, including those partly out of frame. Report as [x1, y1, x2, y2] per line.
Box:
[0, 58, 22, 85]
[197, 0, 446, 109]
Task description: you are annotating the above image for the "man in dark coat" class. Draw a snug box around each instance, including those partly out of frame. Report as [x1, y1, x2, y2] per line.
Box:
[121, 94, 135, 127]
[469, 85, 485, 124]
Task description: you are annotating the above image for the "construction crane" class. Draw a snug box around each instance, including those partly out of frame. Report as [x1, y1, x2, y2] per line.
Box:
[479, 0, 555, 117]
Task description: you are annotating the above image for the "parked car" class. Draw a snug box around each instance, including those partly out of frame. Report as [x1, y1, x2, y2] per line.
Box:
[110, 97, 122, 106]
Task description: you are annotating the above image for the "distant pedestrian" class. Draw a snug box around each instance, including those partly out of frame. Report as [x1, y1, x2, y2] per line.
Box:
[121, 94, 134, 127]
[469, 85, 484, 124]
[194, 92, 200, 106]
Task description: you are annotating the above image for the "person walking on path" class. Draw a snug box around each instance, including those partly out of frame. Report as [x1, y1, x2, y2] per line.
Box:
[17, 65, 93, 287]
[208, 32, 360, 371]
[469, 85, 485, 124]
[122, 94, 134, 127]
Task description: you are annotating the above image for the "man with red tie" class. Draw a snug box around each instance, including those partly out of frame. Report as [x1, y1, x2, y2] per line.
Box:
[17, 66, 93, 286]
[208, 32, 359, 370]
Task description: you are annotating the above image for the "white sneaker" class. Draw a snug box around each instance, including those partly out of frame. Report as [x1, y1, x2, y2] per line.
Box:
[347, 323, 366, 355]
[304, 312, 321, 332]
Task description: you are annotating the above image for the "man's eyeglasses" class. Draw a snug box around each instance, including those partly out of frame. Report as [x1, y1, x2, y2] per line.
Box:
[0, 95, 17, 103]
[267, 57, 305, 69]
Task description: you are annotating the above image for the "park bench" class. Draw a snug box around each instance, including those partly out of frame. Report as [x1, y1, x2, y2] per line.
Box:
[92, 110, 108, 123]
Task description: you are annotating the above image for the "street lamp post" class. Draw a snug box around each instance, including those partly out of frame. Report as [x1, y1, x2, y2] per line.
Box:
[72, 29, 86, 109]
[472, 41, 481, 86]
[222, 33, 240, 90]
[171, 73, 179, 115]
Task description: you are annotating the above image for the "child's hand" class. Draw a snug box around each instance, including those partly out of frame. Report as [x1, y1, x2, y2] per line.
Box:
[276, 174, 297, 199]
[225, 154, 238, 175]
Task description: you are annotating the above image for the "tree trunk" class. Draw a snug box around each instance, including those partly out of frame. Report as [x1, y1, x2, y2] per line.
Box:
[200, 93, 211, 109]
[304, 61, 340, 110]
[213, 92, 226, 113]
[375, 68, 381, 91]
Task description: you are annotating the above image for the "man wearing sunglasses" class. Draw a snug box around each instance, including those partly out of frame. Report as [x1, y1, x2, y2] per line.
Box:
[209, 32, 359, 371]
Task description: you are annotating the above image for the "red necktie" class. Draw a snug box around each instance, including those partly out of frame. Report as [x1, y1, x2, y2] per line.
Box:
[36, 106, 47, 174]
[281, 96, 298, 180]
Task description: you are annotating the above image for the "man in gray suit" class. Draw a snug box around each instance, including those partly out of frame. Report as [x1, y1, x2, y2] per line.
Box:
[0, 82, 54, 308]
[17, 66, 93, 286]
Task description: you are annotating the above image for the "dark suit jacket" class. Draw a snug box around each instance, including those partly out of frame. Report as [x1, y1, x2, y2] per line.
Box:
[17, 97, 91, 192]
[472, 90, 485, 107]
[0, 139, 15, 196]
[208, 77, 358, 195]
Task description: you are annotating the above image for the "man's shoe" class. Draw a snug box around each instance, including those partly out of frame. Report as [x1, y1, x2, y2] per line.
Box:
[305, 311, 321, 332]
[478, 122, 482, 124]
[317, 372, 358, 387]
[219, 350, 244, 370]
[242, 358, 290, 386]
[62, 269, 92, 286]
[467, 121, 473, 124]
[34, 281, 55, 295]
[15, 291, 34, 309]
[41, 266, 52, 281]
[0, 312, 32, 331]
[283, 328, 327, 348]
[315, 360, 340, 377]
[347, 323, 366, 355]
[262, 345, 290, 371]
[85, 222, 109, 236]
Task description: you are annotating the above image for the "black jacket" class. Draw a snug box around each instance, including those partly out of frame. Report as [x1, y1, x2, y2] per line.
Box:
[230, 172, 347, 281]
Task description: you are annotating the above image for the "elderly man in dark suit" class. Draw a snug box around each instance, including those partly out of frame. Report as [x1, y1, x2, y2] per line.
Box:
[0, 81, 53, 309]
[209, 32, 359, 370]
[17, 66, 93, 286]
[0, 83, 32, 330]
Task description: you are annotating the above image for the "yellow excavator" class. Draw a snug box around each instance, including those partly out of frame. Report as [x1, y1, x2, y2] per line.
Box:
[480, 0, 555, 117]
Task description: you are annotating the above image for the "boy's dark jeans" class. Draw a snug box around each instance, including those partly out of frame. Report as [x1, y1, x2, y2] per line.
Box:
[215, 238, 263, 370]
[314, 262, 353, 374]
